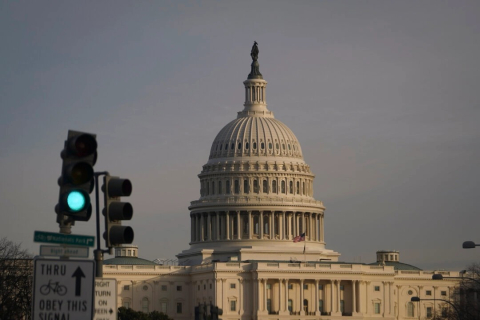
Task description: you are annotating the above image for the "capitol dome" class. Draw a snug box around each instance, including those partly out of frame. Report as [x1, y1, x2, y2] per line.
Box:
[178, 43, 339, 265]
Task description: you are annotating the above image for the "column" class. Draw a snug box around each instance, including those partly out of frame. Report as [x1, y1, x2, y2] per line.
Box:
[282, 211, 286, 240]
[295, 213, 299, 236]
[389, 282, 393, 315]
[263, 279, 268, 312]
[300, 279, 305, 315]
[320, 213, 325, 242]
[365, 281, 370, 315]
[382, 281, 386, 316]
[303, 213, 306, 235]
[289, 213, 293, 240]
[248, 211, 252, 239]
[260, 212, 264, 239]
[207, 213, 212, 241]
[352, 280, 357, 314]
[216, 212, 220, 240]
[196, 214, 201, 241]
[226, 212, 230, 240]
[330, 280, 334, 314]
[337, 281, 341, 313]
[200, 213, 204, 241]
[279, 279, 283, 314]
[237, 211, 241, 240]
[239, 279, 243, 315]
[191, 215, 194, 242]
[285, 279, 289, 313]
[315, 280, 320, 316]
[270, 212, 274, 239]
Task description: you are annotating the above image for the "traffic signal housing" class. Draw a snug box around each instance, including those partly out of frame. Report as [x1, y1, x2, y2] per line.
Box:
[56, 130, 97, 222]
[103, 175, 134, 248]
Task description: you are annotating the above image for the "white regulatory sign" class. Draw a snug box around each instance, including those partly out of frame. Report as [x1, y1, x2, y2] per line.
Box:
[40, 245, 89, 258]
[94, 278, 117, 320]
[32, 258, 95, 320]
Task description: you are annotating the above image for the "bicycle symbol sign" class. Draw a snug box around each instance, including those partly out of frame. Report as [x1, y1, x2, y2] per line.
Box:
[40, 280, 67, 296]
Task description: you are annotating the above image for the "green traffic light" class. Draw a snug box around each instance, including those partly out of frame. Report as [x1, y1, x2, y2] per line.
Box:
[66, 191, 86, 212]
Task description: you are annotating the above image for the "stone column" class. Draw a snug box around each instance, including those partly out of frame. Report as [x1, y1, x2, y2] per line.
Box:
[270, 212, 274, 239]
[365, 281, 370, 315]
[352, 280, 357, 314]
[191, 215, 194, 242]
[337, 281, 341, 313]
[260, 212, 264, 239]
[207, 213, 212, 241]
[320, 213, 325, 242]
[285, 279, 289, 313]
[303, 213, 306, 235]
[216, 212, 220, 240]
[282, 211, 286, 240]
[239, 278, 243, 315]
[279, 279, 283, 314]
[226, 212, 230, 240]
[330, 280, 334, 314]
[315, 279, 320, 316]
[237, 211, 241, 240]
[248, 211, 252, 239]
[263, 279, 268, 312]
[382, 281, 386, 316]
[300, 279, 305, 315]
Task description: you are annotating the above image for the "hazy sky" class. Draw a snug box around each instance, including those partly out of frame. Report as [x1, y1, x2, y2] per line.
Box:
[1, 1, 479, 270]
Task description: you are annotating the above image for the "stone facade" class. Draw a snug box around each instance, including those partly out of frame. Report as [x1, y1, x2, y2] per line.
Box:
[104, 45, 459, 319]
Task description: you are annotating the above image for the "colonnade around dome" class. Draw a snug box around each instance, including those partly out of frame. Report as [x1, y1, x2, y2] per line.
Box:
[190, 211, 324, 245]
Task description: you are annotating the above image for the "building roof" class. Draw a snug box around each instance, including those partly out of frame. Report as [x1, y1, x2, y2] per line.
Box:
[368, 261, 422, 271]
[103, 256, 156, 266]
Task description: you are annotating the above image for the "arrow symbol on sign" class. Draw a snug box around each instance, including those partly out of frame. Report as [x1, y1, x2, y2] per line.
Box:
[72, 267, 85, 296]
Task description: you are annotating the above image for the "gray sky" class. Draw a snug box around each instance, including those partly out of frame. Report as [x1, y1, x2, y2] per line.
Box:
[1, 0, 479, 270]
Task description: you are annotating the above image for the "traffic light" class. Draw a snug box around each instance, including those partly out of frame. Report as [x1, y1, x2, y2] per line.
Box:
[103, 175, 134, 248]
[56, 130, 97, 222]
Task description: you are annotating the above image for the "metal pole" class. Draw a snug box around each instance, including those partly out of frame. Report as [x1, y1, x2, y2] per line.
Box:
[94, 171, 109, 278]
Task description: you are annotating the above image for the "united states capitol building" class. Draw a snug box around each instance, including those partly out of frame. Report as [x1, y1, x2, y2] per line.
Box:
[104, 43, 459, 319]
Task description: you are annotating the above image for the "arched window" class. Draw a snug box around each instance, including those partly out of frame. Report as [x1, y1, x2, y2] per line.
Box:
[281, 181, 286, 194]
[142, 298, 149, 313]
[231, 143, 234, 150]
[211, 181, 215, 194]
[261, 142, 265, 149]
[218, 181, 222, 194]
[289, 181, 293, 194]
[253, 142, 257, 149]
[234, 180, 240, 194]
[407, 302, 415, 317]
[263, 180, 268, 193]
[296, 181, 300, 194]
[244, 179, 249, 194]
[245, 142, 249, 149]
[272, 180, 277, 193]
[206, 182, 209, 195]
[268, 142, 272, 149]
[226, 180, 231, 194]
[238, 143, 241, 149]
[253, 179, 259, 193]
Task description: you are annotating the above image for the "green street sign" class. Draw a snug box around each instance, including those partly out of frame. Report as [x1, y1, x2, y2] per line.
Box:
[34, 231, 95, 247]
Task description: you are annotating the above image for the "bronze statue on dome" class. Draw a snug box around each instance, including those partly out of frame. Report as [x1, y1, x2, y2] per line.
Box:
[251, 41, 259, 61]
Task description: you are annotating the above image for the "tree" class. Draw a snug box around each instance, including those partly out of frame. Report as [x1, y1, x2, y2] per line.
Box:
[118, 307, 173, 320]
[0, 237, 33, 320]
[435, 263, 480, 320]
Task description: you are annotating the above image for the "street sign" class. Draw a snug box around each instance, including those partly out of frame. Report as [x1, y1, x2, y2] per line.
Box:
[34, 231, 95, 247]
[94, 278, 117, 320]
[40, 245, 89, 258]
[32, 258, 95, 320]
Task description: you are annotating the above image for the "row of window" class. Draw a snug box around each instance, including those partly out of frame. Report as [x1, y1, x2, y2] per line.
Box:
[123, 285, 183, 291]
[123, 299, 184, 315]
[214, 140, 298, 153]
[201, 178, 313, 197]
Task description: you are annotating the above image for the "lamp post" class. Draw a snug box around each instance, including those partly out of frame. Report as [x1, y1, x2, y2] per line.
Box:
[410, 297, 461, 319]
[462, 241, 480, 249]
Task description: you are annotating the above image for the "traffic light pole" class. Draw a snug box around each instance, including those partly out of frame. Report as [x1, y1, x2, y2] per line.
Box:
[94, 171, 109, 278]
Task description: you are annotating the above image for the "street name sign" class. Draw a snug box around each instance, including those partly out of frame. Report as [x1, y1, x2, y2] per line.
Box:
[94, 278, 117, 320]
[40, 245, 89, 258]
[32, 258, 95, 320]
[34, 231, 95, 247]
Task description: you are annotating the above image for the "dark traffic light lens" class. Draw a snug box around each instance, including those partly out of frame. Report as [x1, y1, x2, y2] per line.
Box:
[68, 162, 94, 185]
[72, 134, 97, 157]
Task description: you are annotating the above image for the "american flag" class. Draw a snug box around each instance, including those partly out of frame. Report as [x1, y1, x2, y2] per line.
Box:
[293, 232, 305, 243]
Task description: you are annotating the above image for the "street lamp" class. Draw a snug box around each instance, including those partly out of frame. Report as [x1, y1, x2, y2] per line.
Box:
[462, 241, 480, 249]
[410, 297, 461, 317]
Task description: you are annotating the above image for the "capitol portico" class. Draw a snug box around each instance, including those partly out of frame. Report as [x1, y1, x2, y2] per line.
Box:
[104, 43, 459, 320]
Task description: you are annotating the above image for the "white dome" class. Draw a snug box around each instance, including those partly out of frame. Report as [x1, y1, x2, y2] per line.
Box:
[209, 115, 303, 160]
